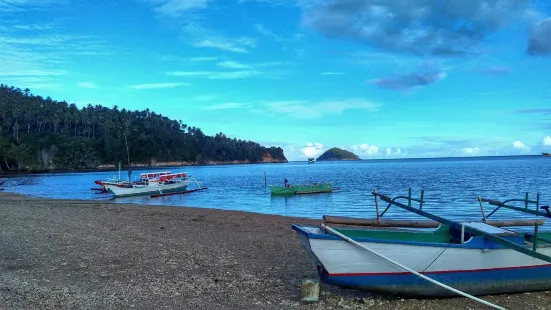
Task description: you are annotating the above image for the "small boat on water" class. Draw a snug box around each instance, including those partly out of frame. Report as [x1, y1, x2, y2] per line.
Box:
[94, 171, 172, 192]
[270, 182, 333, 195]
[308, 158, 315, 164]
[104, 172, 190, 198]
[292, 189, 551, 301]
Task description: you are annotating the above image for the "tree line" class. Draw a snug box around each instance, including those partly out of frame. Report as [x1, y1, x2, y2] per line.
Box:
[0, 84, 286, 172]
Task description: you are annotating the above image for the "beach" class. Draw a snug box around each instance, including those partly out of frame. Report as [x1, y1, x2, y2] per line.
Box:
[0, 192, 549, 310]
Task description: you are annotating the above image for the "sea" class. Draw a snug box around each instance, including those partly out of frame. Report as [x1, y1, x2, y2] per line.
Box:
[2, 155, 551, 231]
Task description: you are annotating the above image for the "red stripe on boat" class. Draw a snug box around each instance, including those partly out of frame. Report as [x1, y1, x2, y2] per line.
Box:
[329, 264, 551, 277]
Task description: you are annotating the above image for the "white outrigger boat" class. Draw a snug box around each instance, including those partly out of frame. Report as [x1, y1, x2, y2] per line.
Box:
[94, 170, 173, 193]
[104, 172, 190, 198]
[293, 189, 551, 309]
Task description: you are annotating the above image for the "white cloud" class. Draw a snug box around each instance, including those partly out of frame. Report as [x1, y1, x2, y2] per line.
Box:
[544, 136, 551, 146]
[261, 98, 380, 119]
[254, 24, 283, 41]
[151, 0, 207, 17]
[217, 61, 250, 69]
[0, 25, 105, 91]
[203, 102, 248, 110]
[462, 147, 481, 156]
[190, 56, 218, 61]
[0, 0, 62, 13]
[193, 39, 250, 53]
[128, 82, 190, 90]
[77, 82, 98, 89]
[512, 140, 531, 152]
[350, 143, 380, 156]
[300, 142, 324, 158]
[167, 70, 260, 79]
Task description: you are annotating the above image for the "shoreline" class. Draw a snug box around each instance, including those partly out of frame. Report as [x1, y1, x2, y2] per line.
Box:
[0, 160, 288, 177]
[1, 192, 549, 309]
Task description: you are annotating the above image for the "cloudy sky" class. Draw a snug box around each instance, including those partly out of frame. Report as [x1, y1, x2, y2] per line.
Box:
[1, 0, 551, 160]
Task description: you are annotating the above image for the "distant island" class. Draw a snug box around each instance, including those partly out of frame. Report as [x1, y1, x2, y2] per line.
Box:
[0, 84, 287, 173]
[317, 147, 360, 161]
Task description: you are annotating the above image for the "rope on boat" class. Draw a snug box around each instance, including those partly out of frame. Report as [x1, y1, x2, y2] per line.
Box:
[321, 224, 507, 310]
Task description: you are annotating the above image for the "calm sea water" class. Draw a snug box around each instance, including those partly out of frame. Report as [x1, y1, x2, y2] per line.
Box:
[2, 156, 551, 230]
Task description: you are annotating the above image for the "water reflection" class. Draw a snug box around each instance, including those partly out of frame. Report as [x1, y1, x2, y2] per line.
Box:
[2, 156, 550, 233]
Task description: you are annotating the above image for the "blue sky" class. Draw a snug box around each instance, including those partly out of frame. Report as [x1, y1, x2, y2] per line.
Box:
[1, 0, 551, 160]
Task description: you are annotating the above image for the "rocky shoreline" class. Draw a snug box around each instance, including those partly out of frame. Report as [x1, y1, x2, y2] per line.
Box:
[0, 192, 549, 309]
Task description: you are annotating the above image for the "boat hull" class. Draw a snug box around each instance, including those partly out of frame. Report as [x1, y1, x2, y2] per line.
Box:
[105, 180, 189, 198]
[292, 225, 551, 297]
[270, 183, 332, 195]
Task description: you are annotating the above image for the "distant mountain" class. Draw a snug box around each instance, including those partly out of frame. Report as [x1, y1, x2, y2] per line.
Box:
[317, 147, 360, 161]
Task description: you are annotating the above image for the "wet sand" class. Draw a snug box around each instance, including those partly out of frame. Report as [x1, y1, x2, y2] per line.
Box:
[0, 192, 549, 309]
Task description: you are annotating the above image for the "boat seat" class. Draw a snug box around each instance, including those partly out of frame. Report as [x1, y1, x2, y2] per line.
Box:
[460, 222, 518, 236]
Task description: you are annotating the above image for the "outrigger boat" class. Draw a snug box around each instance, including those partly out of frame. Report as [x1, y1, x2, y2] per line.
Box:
[292, 189, 551, 308]
[94, 171, 173, 193]
[270, 182, 333, 195]
[104, 172, 190, 198]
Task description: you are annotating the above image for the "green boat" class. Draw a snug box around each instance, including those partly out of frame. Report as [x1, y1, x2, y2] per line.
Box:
[270, 182, 333, 195]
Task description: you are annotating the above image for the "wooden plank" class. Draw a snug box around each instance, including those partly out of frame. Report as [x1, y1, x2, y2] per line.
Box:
[376, 193, 551, 264]
[461, 222, 516, 236]
[323, 215, 545, 228]
[322, 216, 439, 228]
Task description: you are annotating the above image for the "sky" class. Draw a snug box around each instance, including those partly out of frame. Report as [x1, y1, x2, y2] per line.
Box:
[1, 0, 551, 161]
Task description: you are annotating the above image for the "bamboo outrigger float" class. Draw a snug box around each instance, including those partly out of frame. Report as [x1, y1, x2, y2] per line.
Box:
[292, 189, 551, 309]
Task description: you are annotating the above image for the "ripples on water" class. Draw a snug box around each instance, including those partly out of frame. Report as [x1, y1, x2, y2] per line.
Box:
[2, 156, 551, 231]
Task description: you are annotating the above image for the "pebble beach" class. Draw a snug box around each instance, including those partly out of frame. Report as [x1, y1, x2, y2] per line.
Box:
[1, 192, 550, 310]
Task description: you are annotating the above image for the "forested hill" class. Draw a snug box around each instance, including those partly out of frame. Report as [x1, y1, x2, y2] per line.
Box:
[0, 84, 287, 172]
[317, 147, 360, 161]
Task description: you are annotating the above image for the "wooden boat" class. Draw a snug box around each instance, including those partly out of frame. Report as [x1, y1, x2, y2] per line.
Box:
[292, 189, 551, 300]
[94, 170, 172, 192]
[270, 182, 332, 195]
[104, 172, 189, 198]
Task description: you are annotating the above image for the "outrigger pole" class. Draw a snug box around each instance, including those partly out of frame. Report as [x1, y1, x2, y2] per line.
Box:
[480, 193, 549, 219]
[479, 193, 551, 251]
[372, 190, 551, 264]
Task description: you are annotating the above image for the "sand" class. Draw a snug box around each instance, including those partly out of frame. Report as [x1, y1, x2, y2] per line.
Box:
[0, 192, 549, 310]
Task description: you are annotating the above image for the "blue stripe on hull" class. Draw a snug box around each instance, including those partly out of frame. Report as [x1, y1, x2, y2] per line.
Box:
[319, 265, 551, 297]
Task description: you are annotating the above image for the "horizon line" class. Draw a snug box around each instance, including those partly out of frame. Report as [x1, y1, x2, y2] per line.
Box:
[291, 154, 546, 162]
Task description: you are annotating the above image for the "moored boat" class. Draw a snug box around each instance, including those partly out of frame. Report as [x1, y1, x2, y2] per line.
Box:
[94, 171, 173, 192]
[105, 172, 189, 198]
[292, 189, 551, 299]
[270, 182, 332, 195]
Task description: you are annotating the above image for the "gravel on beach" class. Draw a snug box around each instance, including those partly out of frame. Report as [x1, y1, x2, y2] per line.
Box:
[1, 192, 550, 310]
